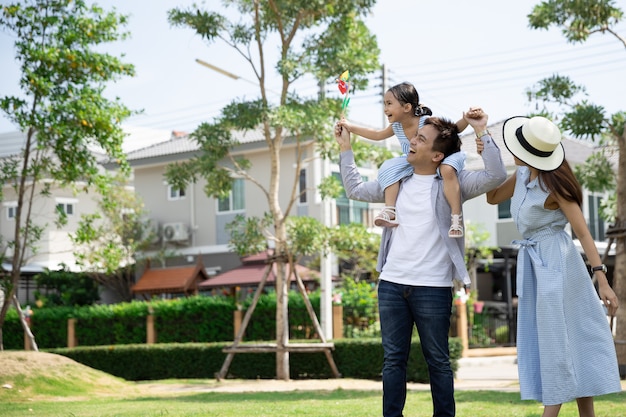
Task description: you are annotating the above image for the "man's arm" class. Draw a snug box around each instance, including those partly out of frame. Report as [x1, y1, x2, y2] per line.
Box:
[458, 113, 507, 200]
[335, 124, 385, 203]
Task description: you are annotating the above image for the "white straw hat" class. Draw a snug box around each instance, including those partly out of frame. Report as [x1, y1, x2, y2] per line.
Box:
[502, 116, 564, 171]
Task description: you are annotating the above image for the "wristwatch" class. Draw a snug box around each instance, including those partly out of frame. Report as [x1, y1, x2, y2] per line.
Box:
[591, 264, 607, 274]
[475, 130, 490, 139]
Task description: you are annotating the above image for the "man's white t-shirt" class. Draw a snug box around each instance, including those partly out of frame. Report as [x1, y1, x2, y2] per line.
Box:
[379, 173, 453, 287]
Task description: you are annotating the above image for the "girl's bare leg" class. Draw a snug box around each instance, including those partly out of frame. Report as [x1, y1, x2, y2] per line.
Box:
[374, 182, 400, 227]
[384, 182, 399, 212]
[441, 164, 462, 237]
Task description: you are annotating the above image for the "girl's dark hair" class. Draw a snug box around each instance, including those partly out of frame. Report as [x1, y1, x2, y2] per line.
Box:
[539, 159, 583, 206]
[388, 82, 432, 117]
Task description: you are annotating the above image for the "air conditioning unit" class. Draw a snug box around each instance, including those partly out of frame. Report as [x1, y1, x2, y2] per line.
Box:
[162, 222, 189, 242]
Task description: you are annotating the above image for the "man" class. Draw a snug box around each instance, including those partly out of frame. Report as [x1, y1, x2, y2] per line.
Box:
[335, 111, 506, 417]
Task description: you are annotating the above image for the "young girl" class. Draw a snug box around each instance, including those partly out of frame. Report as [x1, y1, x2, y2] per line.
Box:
[338, 82, 472, 237]
[486, 115, 621, 417]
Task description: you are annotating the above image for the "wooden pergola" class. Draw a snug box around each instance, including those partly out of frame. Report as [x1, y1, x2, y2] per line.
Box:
[131, 257, 209, 299]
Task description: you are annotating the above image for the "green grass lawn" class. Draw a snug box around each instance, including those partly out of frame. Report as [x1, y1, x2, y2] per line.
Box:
[1, 351, 624, 417]
[1, 389, 624, 417]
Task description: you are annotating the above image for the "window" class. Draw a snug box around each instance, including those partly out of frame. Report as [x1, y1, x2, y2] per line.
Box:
[55, 198, 78, 216]
[299, 169, 307, 204]
[218, 179, 245, 212]
[168, 185, 186, 200]
[333, 172, 370, 225]
[587, 194, 605, 241]
[56, 202, 74, 216]
[5, 202, 17, 220]
[497, 199, 511, 219]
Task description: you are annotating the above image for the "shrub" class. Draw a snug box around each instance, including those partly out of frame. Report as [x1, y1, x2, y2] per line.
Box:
[48, 337, 463, 382]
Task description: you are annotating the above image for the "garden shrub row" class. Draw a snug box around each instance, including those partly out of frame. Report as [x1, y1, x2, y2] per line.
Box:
[47, 337, 462, 383]
[4, 292, 330, 350]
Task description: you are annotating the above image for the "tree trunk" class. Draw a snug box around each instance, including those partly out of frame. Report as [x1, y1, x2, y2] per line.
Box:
[13, 295, 38, 352]
[615, 226, 626, 377]
[612, 128, 626, 377]
[275, 256, 290, 380]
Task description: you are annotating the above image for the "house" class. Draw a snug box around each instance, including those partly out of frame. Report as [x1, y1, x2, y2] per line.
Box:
[121, 126, 380, 297]
[0, 127, 174, 305]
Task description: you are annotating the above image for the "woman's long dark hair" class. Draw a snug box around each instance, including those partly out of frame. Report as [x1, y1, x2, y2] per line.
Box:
[539, 159, 583, 206]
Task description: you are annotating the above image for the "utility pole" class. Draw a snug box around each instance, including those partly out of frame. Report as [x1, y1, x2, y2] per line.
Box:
[318, 76, 333, 339]
[381, 63, 389, 128]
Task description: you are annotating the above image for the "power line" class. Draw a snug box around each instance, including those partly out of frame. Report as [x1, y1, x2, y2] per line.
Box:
[123, 31, 626, 131]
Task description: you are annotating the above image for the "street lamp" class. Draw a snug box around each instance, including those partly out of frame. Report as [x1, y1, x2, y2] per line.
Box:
[196, 59, 280, 95]
[196, 59, 255, 85]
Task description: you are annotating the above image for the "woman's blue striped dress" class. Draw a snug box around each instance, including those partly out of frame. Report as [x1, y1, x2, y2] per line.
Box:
[511, 166, 621, 406]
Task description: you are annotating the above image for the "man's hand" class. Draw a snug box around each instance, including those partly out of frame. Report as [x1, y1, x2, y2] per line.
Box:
[475, 137, 484, 155]
[335, 120, 352, 152]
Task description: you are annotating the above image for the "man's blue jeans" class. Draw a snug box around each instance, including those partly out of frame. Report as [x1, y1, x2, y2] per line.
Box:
[378, 280, 455, 417]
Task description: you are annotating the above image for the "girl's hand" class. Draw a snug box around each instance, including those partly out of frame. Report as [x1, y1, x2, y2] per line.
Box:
[464, 107, 484, 120]
[337, 117, 353, 132]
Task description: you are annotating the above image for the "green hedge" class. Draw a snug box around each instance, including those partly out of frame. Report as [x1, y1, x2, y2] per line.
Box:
[47, 338, 462, 383]
[3, 292, 331, 350]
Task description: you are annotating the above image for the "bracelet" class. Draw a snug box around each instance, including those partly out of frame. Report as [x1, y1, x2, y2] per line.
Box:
[476, 130, 490, 139]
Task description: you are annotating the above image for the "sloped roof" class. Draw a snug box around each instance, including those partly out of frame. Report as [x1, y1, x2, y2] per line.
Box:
[0, 131, 27, 158]
[132, 258, 210, 295]
[200, 262, 318, 289]
[0, 125, 173, 160]
[125, 128, 267, 161]
[199, 250, 320, 289]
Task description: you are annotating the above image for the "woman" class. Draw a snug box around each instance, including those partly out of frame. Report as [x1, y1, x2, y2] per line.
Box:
[486, 115, 621, 417]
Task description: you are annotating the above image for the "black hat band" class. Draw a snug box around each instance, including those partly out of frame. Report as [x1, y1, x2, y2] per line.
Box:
[515, 126, 552, 157]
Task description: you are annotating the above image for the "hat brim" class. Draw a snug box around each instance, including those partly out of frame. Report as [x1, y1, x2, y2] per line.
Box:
[502, 116, 564, 171]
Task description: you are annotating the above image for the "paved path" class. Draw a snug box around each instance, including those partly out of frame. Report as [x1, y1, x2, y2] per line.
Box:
[142, 355, 626, 394]
[141, 355, 522, 394]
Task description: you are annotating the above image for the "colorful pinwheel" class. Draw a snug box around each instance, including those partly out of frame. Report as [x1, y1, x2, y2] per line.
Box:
[336, 70, 350, 113]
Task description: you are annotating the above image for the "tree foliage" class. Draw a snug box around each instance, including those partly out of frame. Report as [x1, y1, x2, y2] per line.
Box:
[34, 268, 99, 307]
[71, 175, 152, 302]
[528, 0, 624, 43]
[0, 0, 135, 347]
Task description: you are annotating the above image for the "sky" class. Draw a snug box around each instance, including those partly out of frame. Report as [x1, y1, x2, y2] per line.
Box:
[1, 0, 625, 136]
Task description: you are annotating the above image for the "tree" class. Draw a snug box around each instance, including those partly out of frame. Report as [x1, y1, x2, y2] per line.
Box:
[166, 0, 380, 379]
[0, 0, 135, 350]
[34, 268, 100, 307]
[71, 175, 154, 303]
[329, 223, 381, 283]
[527, 0, 626, 375]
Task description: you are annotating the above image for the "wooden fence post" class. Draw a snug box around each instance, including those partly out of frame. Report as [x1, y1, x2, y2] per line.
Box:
[67, 318, 77, 348]
[23, 317, 32, 350]
[332, 304, 343, 339]
[233, 309, 242, 339]
[146, 313, 156, 344]
[455, 299, 469, 357]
